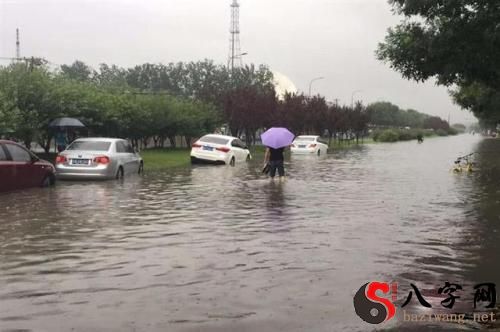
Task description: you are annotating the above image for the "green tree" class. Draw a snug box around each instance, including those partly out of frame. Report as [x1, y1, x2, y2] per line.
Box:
[377, 1, 500, 123]
[60, 60, 95, 82]
[377, 1, 500, 88]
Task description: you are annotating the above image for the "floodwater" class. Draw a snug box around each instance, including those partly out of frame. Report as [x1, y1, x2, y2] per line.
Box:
[1, 134, 499, 332]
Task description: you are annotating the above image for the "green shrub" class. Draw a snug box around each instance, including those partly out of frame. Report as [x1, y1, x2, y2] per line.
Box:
[377, 129, 400, 142]
[371, 129, 382, 141]
[423, 130, 434, 137]
[436, 129, 448, 136]
[398, 130, 416, 141]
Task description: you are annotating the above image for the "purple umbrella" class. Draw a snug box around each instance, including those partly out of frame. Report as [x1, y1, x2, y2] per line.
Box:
[260, 127, 295, 149]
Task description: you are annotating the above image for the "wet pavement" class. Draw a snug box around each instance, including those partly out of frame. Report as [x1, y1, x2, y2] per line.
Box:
[0, 134, 499, 331]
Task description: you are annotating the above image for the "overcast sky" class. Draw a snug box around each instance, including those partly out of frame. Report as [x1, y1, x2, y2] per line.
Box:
[0, 0, 476, 124]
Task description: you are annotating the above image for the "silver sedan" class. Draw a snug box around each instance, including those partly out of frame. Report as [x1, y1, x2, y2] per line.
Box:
[55, 138, 143, 180]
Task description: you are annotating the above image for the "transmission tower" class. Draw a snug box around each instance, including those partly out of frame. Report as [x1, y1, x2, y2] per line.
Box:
[228, 0, 243, 72]
[16, 28, 20, 59]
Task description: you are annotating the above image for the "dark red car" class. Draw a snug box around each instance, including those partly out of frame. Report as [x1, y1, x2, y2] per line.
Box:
[0, 140, 56, 193]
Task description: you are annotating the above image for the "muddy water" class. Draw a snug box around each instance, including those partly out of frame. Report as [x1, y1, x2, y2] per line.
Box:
[1, 134, 499, 331]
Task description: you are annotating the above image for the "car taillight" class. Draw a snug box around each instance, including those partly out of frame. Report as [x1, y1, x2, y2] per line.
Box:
[55, 155, 67, 164]
[216, 147, 230, 153]
[93, 156, 110, 164]
[309, 144, 317, 148]
[192, 143, 201, 148]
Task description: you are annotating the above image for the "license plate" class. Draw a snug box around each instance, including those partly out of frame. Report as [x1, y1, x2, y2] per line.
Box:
[299, 145, 306, 148]
[203, 146, 214, 151]
[72, 159, 90, 165]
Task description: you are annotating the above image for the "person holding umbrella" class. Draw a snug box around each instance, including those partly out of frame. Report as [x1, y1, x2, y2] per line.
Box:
[48, 117, 86, 153]
[261, 127, 294, 179]
[264, 146, 285, 178]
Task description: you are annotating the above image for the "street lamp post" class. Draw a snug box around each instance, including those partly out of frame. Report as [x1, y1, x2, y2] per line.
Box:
[351, 90, 363, 108]
[308, 77, 325, 97]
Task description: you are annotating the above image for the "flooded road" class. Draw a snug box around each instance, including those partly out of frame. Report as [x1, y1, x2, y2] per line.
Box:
[1, 134, 499, 331]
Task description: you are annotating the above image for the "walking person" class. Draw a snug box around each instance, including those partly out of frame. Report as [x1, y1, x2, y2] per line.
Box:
[264, 146, 285, 179]
[260, 127, 294, 179]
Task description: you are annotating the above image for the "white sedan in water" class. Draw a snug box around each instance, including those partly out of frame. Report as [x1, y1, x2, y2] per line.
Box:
[291, 135, 329, 156]
[190, 134, 251, 166]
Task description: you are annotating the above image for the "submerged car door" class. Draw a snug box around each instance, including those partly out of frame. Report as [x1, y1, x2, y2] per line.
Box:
[236, 139, 248, 160]
[124, 142, 140, 173]
[3, 143, 39, 189]
[115, 141, 130, 175]
[231, 139, 244, 161]
[0, 144, 15, 192]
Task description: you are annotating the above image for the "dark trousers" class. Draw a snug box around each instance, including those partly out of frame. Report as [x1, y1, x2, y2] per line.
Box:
[269, 160, 285, 177]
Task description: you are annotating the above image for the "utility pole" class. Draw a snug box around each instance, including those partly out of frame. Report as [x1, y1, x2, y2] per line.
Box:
[228, 0, 243, 73]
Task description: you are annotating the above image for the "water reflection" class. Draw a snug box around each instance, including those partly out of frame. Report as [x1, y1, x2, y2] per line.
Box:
[0, 134, 498, 331]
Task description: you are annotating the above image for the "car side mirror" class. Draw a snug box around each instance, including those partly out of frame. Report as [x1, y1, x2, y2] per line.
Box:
[31, 155, 39, 163]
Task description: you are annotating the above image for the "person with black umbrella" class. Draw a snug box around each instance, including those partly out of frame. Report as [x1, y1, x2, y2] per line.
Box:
[48, 117, 86, 152]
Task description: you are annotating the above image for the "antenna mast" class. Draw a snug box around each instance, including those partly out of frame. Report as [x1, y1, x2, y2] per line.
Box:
[16, 28, 20, 59]
[228, 0, 242, 72]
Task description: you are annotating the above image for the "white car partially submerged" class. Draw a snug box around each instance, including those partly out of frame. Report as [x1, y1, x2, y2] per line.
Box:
[190, 134, 251, 166]
[291, 135, 329, 156]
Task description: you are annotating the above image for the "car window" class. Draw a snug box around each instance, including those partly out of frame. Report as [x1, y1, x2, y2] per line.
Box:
[199, 136, 229, 145]
[295, 137, 315, 142]
[125, 142, 135, 153]
[115, 141, 126, 153]
[67, 141, 111, 151]
[237, 139, 246, 148]
[0, 145, 7, 161]
[231, 139, 243, 148]
[4, 143, 32, 162]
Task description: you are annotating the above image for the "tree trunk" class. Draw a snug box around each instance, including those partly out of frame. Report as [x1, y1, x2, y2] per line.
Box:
[168, 136, 176, 148]
[245, 129, 251, 147]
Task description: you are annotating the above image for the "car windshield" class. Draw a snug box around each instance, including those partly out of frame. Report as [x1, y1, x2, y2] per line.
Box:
[199, 136, 229, 145]
[295, 137, 316, 142]
[67, 141, 111, 151]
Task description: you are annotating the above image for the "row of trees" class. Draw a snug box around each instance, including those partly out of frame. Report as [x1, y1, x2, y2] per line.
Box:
[0, 58, 451, 151]
[0, 60, 373, 150]
[0, 63, 219, 151]
[366, 101, 454, 131]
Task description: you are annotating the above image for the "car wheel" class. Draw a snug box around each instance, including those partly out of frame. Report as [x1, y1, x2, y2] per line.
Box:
[41, 174, 55, 188]
[116, 166, 124, 179]
[317, 149, 321, 156]
[138, 162, 144, 174]
[246, 154, 251, 161]
[229, 157, 235, 166]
